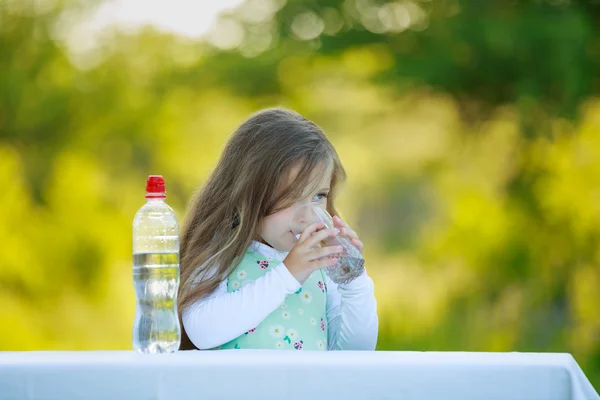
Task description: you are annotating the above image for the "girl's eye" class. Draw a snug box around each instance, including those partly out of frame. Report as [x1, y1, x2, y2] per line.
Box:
[313, 192, 329, 201]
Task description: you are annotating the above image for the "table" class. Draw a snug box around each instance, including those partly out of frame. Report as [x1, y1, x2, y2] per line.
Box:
[0, 351, 597, 399]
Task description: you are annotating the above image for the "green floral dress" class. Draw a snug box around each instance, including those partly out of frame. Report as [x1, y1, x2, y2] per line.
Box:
[218, 248, 328, 351]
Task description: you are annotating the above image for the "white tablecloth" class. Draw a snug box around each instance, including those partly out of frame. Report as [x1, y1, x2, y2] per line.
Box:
[0, 350, 597, 400]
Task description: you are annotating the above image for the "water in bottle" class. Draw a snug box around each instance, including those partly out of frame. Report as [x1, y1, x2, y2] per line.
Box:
[132, 175, 181, 353]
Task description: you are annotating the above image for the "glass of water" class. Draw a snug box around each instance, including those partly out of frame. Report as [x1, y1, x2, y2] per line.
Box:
[289, 202, 364, 285]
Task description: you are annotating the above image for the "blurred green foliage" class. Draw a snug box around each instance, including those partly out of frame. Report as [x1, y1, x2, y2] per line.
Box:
[1, 0, 599, 388]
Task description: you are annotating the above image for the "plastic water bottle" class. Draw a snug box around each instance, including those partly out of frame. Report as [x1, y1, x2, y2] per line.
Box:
[132, 175, 181, 353]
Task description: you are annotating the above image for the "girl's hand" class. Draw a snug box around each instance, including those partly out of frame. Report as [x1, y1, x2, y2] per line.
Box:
[333, 216, 364, 254]
[283, 222, 343, 284]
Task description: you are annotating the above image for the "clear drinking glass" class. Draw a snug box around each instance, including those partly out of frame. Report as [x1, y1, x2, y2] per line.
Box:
[289, 202, 364, 285]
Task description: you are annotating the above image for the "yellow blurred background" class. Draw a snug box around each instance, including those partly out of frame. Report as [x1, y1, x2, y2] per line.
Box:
[1, 0, 599, 387]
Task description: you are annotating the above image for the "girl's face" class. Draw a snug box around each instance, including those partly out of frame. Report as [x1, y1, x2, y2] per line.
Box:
[260, 162, 332, 252]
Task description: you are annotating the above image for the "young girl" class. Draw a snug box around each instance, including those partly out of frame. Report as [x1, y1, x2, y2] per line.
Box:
[178, 108, 378, 351]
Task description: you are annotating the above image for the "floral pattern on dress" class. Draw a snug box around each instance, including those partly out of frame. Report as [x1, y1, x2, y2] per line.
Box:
[300, 291, 312, 304]
[283, 328, 298, 344]
[222, 250, 327, 351]
[268, 325, 285, 338]
[286, 329, 298, 341]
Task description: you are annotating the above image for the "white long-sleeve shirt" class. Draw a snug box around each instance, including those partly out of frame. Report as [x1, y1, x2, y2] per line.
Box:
[182, 241, 378, 350]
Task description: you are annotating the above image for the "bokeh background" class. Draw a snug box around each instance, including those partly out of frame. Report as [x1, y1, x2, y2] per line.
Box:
[1, 0, 599, 387]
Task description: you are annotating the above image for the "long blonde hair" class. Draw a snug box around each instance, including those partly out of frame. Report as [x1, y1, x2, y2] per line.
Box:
[178, 108, 346, 350]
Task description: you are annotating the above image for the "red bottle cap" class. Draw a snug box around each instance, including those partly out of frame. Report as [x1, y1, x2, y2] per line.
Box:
[146, 175, 166, 199]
